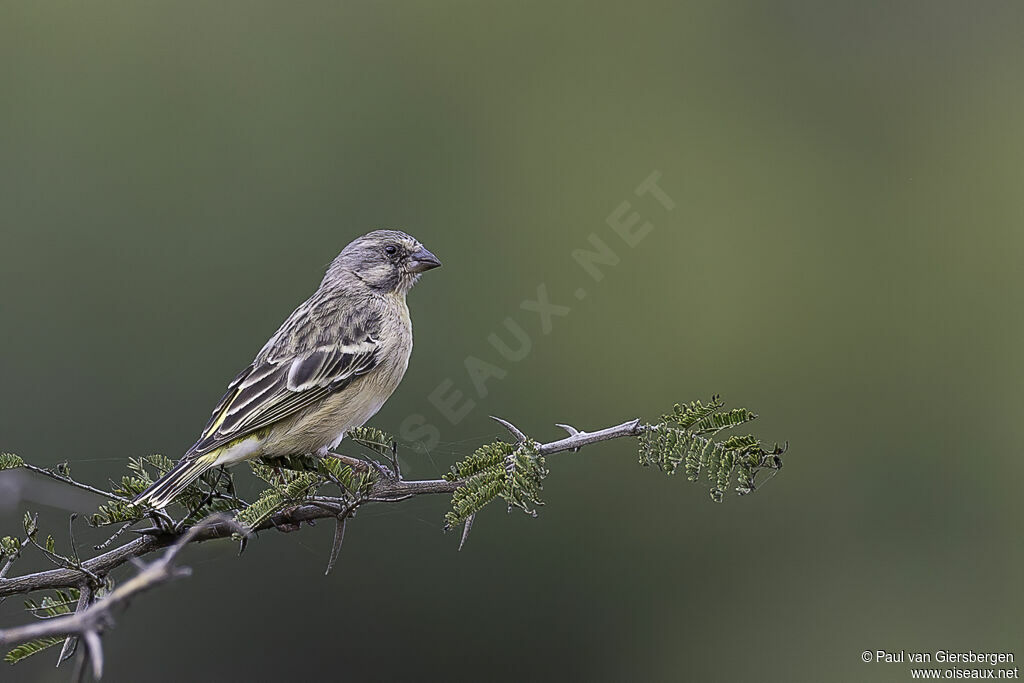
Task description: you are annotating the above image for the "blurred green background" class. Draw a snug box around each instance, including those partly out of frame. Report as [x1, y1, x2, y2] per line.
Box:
[2, 2, 1022, 681]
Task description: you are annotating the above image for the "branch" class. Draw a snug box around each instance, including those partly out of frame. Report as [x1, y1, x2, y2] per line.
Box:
[0, 515, 244, 679]
[20, 463, 125, 503]
[1, 402, 783, 679]
[0, 419, 638, 600]
[0, 477, 457, 599]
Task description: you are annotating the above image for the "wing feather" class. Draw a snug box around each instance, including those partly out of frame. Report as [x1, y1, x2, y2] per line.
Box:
[186, 338, 379, 459]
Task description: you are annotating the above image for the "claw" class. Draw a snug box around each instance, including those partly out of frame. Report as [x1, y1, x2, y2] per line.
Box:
[368, 459, 393, 479]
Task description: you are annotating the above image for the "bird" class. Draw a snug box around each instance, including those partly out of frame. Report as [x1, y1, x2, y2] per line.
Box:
[132, 230, 441, 510]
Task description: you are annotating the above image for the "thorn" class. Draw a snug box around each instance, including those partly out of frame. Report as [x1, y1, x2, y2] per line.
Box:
[324, 515, 347, 576]
[490, 416, 527, 444]
[458, 513, 475, 552]
[127, 527, 167, 537]
[555, 423, 580, 436]
[170, 566, 193, 581]
[555, 423, 582, 451]
[57, 638, 76, 667]
[56, 634, 78, 667]
[83, 631, 103, 680]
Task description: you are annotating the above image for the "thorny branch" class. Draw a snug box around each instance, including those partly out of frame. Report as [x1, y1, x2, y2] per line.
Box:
[0, 415, 649, 679]
[0, 515, 244, 681]
[0, 417, 639, 600]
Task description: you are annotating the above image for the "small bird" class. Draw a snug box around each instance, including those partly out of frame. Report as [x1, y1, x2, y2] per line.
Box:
[133, 230, 441, 509]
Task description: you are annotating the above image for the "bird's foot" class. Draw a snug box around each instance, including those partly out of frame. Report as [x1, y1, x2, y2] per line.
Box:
[320, 451, 394, 481]
[321, 452, 370, 473]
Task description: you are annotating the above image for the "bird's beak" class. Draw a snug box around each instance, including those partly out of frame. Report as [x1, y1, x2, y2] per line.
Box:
[408, 245, 442, 273]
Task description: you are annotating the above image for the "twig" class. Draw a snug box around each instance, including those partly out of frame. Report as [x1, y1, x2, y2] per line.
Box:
[57, 583, 93, 667]
[20, 464, 125, 503]
[0, 415, 645, 601]
[0, 527, 34, 580]
[0, 479, 456, 599]
[0, 410, 703, 678]
[0, 413, 664, 679]
[0, 515, 244, 680]
[536, 419, 644, 455]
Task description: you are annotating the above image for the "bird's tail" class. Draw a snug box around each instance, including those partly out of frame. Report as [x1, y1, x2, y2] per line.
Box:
[133, 456, 216, 510]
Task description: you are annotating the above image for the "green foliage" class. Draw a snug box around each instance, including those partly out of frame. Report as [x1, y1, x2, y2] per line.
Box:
[115, 475, 151, 499]
[1, 399, 781, 607]
[444, 440, 547, 530]
[235, 488, 291, 529]
[694, 408, 758, 435]
[235, 470, 321, 529]
[5, 589, 82, 665]
[4, 638, 63, 665]
[664, 397, 725, 429]
[89, 500, 143, 527]
[89, 455, 172, 525]
[0, 536, 20, 557]
[444, 441, 511, 481]
[22, 512, 37, 538]
[85, 433, 389, 529]
[129, 453, 176, 479]
[639, 397, 784, 501]
[442, 396, 784, 528]
[348, 426, 395, 458]
[237, 457, 374, 529]
[23, 588, 79, 618]
[0, 452, 24, 471]
[89, 454, 239, 525]
[317, 458, 372, 495]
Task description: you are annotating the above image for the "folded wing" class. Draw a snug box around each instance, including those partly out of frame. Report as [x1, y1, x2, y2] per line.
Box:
[186, 338, 379, 459]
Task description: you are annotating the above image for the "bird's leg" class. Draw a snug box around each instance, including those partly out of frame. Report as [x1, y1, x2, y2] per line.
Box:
[317, 449, 370, 474]
[326, 446, 397, 480]
[364, 456, 393, 479]
[146, 508, 177, 535]
[309, 449, 362, 498]
[320, 449, 392, 481]
[173, 468, 228, 533]
[383, 439, 402, 481]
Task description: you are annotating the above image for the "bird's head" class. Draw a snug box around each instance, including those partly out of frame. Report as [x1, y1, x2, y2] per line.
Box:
[326, 229, 442, 294]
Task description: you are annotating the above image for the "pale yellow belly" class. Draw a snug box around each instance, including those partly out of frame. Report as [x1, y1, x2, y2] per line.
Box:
[221, 294, 414, 462]
[258, 345, 411, 456]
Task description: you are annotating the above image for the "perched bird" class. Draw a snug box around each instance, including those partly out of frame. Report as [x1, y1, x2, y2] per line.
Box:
[133, 230, 441, 509]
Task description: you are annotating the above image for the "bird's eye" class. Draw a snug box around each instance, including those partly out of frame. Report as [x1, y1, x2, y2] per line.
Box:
[384, 245, 398, 257]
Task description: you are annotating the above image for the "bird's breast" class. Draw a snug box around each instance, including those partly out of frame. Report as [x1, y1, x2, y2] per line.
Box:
[324, 296, 413, 446]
